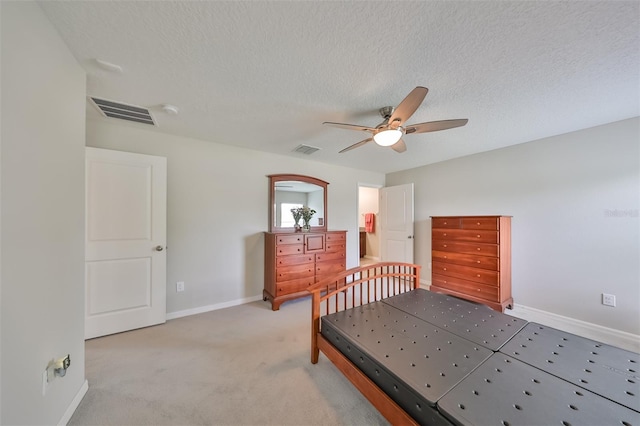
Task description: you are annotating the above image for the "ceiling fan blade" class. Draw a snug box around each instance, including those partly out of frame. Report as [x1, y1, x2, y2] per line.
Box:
[405, 119, 469, 135]
[339, 137, 373, 153]
[323, 121, 376, 133]
[390, 139, 407, 153]
[388, 86, 428, 128]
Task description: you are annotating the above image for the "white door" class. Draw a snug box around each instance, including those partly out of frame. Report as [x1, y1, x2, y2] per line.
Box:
[85, 147, 167, 339]
[379, 183, 414, 263]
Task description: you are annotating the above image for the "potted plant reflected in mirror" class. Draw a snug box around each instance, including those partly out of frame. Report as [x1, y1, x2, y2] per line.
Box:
[291, 207, 302, 232]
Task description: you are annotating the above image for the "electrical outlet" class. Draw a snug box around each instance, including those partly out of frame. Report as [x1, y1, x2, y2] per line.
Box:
[176, 281, 185, 292]
[602, 293, 616, 307]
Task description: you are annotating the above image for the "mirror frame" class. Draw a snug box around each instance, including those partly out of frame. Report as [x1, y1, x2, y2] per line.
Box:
[268, 174, 328, 233]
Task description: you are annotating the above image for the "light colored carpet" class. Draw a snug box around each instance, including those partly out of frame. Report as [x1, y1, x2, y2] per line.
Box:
[69, 296, 389, 426]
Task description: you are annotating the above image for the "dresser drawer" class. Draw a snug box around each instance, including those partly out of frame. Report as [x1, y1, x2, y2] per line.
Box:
[276, 244, 305, 256]
[432, 217, 461, 229]
[276, 263, 314, 282]
[325, 242, 346, 253]
[461, 217, 499, 230]
[432, 229, 498, 244]
[326, 232, 346, 243]
[276, 234, 304, 245]
[304, 233, 325, 252]
[432, 241, 499, 257]
[316, 260, 346, 276]
[276, 253, 314, 267]
[276, 277, 315, 295]
[316, 251, 345, 262]
[432, 250, 499, 271]
[432, 261, 499, 286]
[432, 274, 499, 302]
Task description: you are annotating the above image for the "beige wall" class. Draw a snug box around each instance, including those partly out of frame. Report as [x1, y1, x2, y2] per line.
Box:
[1, 2, 87, 424]
[387, 117, 640, 336]
[86, 119, 385, 315]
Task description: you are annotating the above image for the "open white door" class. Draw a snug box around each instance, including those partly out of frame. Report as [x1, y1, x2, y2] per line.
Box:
[379, 183, 414, 263]
[85, 147, 167, 339]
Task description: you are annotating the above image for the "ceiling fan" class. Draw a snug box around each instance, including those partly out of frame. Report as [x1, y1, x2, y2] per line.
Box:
[323, 86, 468, 153]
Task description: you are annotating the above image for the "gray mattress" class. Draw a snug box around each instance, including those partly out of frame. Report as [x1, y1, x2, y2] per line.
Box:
[320, 288, 640, 425]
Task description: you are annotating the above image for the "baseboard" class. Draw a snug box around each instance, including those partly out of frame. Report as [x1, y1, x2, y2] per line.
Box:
[166, 295, 263, 320]
[363, 255, 380, 261]
[506, 304, 640, 353]
[58, 379, 88, 426]
[417, 285, 638, 352]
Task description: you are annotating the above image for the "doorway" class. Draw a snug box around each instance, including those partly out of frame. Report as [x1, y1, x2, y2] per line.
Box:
[358, 183, 415, 265]
[358, 184, 381, 266]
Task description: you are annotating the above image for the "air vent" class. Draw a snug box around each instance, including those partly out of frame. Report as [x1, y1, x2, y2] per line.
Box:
[89, 97, 156, 126]
[293, 144, 321, 155]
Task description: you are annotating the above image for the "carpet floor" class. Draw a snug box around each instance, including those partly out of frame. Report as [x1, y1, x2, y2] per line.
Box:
[69, 296, 388, 426]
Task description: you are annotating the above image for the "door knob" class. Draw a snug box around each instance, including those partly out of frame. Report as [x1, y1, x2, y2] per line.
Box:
[155, 245, 164, 252]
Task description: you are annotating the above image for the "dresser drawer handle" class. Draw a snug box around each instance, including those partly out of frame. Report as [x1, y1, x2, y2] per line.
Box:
[444, 244, 448, 248]
[477, 234, 481, 238]
[476, 274, 481, 277]
[443, 267, 447, 271]
[443, 233, 447, 237]
[477, 222, 481, 225]
[477, 288, 481, 292]
[476, 248, 480, 251]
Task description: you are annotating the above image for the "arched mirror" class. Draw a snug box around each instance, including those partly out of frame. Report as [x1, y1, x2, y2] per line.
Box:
[268, 174, 328, 232]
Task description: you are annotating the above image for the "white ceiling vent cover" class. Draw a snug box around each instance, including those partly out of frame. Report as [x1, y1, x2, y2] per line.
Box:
[89, 97, 156, 126]
[293, 144, 321, 155]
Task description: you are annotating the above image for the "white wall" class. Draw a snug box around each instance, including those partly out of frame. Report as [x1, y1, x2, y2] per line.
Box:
[86, 119, 385, 315]
[1, 2, 87, 424]
[386, 118, 640, 337]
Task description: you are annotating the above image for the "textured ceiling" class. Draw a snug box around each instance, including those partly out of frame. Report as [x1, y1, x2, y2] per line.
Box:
[39, 1, 640, 174]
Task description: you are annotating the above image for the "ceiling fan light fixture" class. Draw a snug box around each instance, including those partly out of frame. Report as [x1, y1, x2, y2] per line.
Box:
[373, 128, 403, 146]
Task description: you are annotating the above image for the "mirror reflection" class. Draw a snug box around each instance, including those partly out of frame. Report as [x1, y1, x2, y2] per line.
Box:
[273, 181, 324, 228]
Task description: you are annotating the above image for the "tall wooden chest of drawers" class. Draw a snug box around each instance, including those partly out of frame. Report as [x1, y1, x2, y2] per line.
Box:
[431, 216, 512, 312]
[264, 230, 347, 310]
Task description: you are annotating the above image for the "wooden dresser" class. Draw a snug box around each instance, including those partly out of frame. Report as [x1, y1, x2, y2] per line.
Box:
[430, 216, 512, 312]
[264, 230, 347, 310]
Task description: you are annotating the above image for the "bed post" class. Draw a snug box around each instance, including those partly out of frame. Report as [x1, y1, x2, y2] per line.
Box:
[311, 289, 320, 364]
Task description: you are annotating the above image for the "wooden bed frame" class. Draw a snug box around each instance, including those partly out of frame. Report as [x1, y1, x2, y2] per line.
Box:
[308, 262, 421, 426]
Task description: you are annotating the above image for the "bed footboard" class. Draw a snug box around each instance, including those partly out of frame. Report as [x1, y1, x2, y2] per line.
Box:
[308, 262, 421, 425]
